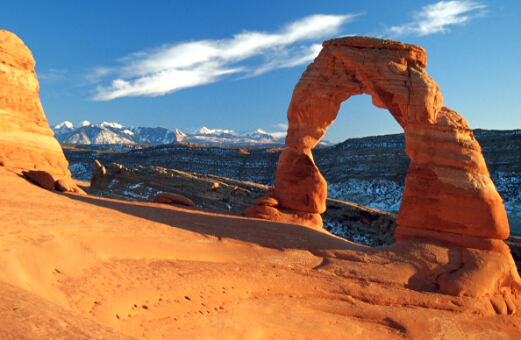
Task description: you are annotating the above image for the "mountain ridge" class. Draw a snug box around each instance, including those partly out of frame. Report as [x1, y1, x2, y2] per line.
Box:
[52, 121, 295, 147]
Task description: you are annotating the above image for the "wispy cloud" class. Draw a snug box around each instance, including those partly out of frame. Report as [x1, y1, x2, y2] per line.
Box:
[274, 123, 289, 130]
[85, 67, 115, 84]
[90, 14, 357, 101]
[38, 68, 68, 80]
[388, 1, 486, 37]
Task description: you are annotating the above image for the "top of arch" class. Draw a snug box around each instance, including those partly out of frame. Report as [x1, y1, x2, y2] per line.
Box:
[323, 36, 427, 68]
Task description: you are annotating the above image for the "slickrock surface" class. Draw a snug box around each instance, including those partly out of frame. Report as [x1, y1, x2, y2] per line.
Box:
[2, 167, 521, 339]
[0, 30, 70, 178]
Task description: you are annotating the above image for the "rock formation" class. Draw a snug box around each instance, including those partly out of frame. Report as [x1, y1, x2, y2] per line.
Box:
[246, 36, 519, 297]
[22, 170, 55, 190]
[0, 30, 70, 178]
[153, 192, 196, 207]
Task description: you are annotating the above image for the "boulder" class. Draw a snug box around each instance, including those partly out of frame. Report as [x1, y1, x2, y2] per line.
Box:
[255, 196, 279, 208]
[243, 204, 322, 229]
[153, 193, 196, 207]
[22, 170, 55, 190]
[54, 178, 72, 192]
[0, 30, 70, 178]
[54, 178, 86, 195]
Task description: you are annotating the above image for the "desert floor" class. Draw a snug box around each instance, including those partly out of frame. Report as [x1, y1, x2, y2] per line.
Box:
[1, 167, 520, 339]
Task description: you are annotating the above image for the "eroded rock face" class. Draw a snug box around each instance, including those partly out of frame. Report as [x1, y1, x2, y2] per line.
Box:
[0, 30, 70, 178]
[245, 36, 518, 296]
[248, 36, 509, 239]
[273, 148, 327, 214]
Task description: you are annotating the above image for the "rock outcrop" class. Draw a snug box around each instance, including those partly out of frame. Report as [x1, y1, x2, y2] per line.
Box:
[153, 192, 196, 207]
[0, 30, 70, 178]
[22, 170, 55, 190]
[246, 36, 518, 297]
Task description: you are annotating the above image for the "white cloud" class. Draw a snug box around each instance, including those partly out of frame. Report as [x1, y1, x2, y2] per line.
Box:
[249, 43, 323, 77]
[85, 67, 114, 84]
[274, 123, 289, 130]
[388, 1, 486, 37]
[90, 14, 357, 100]
[38, 68, 68, 80]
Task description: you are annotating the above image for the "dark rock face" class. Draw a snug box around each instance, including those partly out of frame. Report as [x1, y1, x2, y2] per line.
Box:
[62, 129, 521, 234]
[22, 170, 55, 190]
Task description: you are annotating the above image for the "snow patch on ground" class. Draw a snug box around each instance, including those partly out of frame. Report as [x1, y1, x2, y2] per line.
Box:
[328, 179, 403, 212]
[323, 218, 374, 246]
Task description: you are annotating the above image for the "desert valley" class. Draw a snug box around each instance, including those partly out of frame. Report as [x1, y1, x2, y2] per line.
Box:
[1, 17, 521, 340]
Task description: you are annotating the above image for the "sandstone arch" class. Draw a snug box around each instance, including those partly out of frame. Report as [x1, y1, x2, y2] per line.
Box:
[246, 36, 510, 252]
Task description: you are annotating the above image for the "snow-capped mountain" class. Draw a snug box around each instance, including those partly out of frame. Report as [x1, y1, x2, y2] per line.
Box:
[53, 121, 135, 145]
[53, 121, 75, 134]
[52, 121, 293, 147]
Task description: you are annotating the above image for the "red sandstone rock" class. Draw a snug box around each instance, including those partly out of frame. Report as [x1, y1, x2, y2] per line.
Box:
[153, 193, 196, 207]
[398, 107, 509, 239]
[255, 196, 279, 207]
[272, 148, 327, 214]
[54, 178, 86, 195]
[22, 170, 55, 190]
[243, 205, 323, 229]
[0, 30, 71, 178]
[54, 178, 72, 192]
[247, 36, 509, 242]
[244, 36, 517, 296]
[71, 185, 88, 195]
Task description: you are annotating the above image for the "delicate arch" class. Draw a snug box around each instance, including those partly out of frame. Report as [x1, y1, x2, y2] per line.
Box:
[246, 36, 509, 250]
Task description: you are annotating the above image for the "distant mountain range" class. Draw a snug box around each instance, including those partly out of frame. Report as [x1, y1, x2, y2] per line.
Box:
[52, 121, 296, 147]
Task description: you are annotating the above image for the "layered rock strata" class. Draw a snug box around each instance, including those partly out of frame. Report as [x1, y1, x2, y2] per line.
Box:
[0, 30, 70, 178]
[245, 36, 518, 296]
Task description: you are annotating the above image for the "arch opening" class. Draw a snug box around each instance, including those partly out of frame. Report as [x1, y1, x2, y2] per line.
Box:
[316, 94, 408, 246]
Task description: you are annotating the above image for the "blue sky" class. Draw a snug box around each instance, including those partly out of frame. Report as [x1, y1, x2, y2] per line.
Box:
[2, 0, 520, 142]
